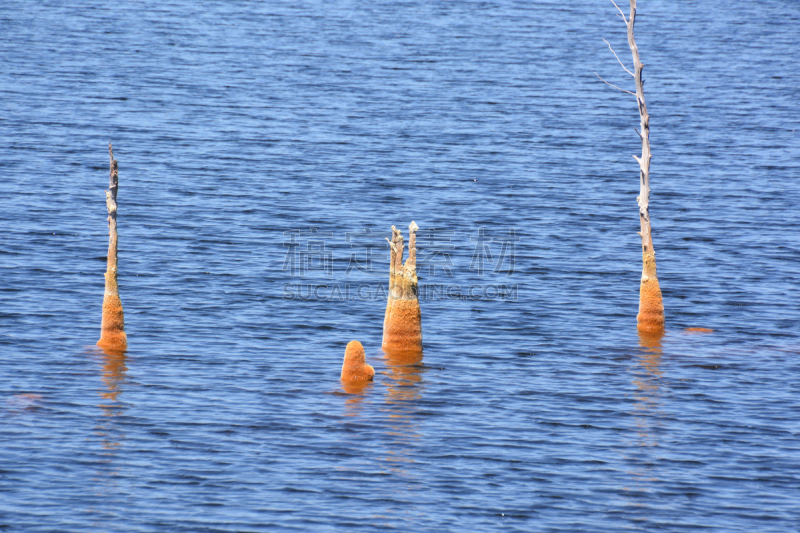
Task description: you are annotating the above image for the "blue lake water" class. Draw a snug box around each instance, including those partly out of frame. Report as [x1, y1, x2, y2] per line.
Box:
[1, 0, 799, 530]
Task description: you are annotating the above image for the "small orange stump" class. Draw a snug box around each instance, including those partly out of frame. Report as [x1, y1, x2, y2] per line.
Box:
[341, 340, 375, 382]
[383, 222, 423, 353]
[636, 251, 665, 333]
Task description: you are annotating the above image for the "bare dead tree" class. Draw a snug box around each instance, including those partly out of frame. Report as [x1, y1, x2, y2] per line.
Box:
[98, 143, 127, 350]
[597, 0, 665, 332]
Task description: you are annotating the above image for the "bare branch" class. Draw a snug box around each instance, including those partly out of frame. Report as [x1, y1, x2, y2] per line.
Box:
[594, 72, 636, 96]
[609, 0, 628, 25]
[602, 38, 634, 77]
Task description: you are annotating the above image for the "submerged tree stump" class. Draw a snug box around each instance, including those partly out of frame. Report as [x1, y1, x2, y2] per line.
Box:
[97, 143, 127, 351]
[599, 0, 665, 332]
[623, 0, 665, 332]
[341, 340, 375, 382]
[382, 222, 423, 353]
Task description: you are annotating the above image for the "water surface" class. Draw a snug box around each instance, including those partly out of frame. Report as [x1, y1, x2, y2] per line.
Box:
[1, 0, 799, 531]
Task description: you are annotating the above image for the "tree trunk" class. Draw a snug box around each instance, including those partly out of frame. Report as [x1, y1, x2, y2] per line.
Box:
[382, 222, 423, 353]
[97, 143, 127, 351]
[624, 0, 665, 332]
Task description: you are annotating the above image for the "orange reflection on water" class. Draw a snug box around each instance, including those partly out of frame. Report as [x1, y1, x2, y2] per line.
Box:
[341, 379, 374, 415]
[99, 347, 127, 403]
[96, 346, 127, 451]
[382, 349, 424, 471]
[622, 330, 666, 498]
[89, 345, 128, 511]
[633, 330, 664, 448]
[384, 349, 424, 404]
[637, 330, 664, 380]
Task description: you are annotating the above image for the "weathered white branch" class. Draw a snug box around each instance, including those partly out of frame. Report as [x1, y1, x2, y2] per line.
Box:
[624, 0, 654, 255]
[609, 0, 628, 24]
[106, 143, 120, 287]
[602, 38, 634, 77]
[604, 0, 654, 252]
[594, 72, 636, 96]
[406, 221, 419, 270]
